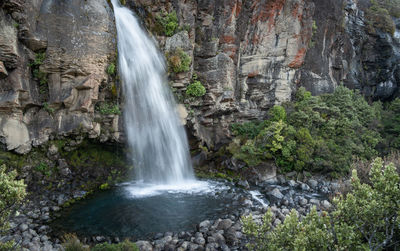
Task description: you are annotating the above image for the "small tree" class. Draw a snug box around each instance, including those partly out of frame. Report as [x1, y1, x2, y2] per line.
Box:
[0, 164, 26, 249]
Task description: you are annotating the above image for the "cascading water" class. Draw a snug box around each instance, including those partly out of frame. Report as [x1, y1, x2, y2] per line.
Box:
[111, 0, 194, 185]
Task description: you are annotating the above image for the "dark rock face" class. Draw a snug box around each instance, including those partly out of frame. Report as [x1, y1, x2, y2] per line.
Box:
[132, 0, 400, 147]
[0, 0, 121, 153]
[0, 0, 399, 149]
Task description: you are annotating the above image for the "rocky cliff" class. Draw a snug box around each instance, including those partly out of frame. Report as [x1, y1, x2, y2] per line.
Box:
[0, 0, 399, 153]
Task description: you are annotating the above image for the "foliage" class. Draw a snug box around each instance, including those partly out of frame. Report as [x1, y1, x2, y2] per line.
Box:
[243, 158, 400, 250]
[229, 86, 382, 175]
[97, 102, 121, 115]
[92, 240, 138, 251]
[382, 98, 400, 150]
[30, 52, 48, 95]
[365, 0, 397, 35]
[62, 234, 89, 251]
[99, 183, 110, 190]
[107, 63, 116, 76]
[0, 164, 26, 250]
[186, 80, 206, 97]
[167, 48, 191, 73]
[43, 102, 55, 114]
[35, 162, 51, 177]
[156, 11, 179, 37]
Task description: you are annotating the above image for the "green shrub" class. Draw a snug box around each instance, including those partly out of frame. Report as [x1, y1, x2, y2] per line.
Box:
[167, 48, 191, 73]
[366, 0, 396, 35]
[186, 80, 206, 97]
[92, 240, 138, 251]
[156, 11, 179, 37]
[229, 86, 382, 175]
[382, 98, 400, 150]
[242, 157, 400, 250]
[30, 52, 48, 94]
[43, 102, 55, 114]
[35, 162, 51, 176]
[0, 164, 26, 250]
[107, 63, 116, 76]
[98, 103, 121, 115]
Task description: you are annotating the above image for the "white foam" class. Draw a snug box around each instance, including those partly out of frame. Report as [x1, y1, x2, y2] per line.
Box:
[123, 180, 229, 198]
[249, 190, 269, 207]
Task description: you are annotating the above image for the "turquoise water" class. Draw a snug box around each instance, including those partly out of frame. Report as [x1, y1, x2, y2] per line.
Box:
[51, 182, 241, 239]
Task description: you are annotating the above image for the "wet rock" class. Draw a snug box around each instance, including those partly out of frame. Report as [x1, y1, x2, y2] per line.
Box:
[287, 180, 297, 188]
[300, 183, 310, 191]
[237, 180, 250, 189]
[321, 200, 332, 210]
[135, 240, 153, 251]
[198, 220, 211, 230]
[268, 188, 284, 200]
[217, 219, 233, 230]
[19, 223, 28, 232]
[308, 179, 319, 189]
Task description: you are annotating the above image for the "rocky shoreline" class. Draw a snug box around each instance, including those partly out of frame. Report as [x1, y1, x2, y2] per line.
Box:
[1, 174, 347, 251]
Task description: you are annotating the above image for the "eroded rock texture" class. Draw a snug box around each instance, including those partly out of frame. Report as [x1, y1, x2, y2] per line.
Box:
[0, 0, 122, 153]
[132, 0, 400, 148]
[1, 0, 399, 152]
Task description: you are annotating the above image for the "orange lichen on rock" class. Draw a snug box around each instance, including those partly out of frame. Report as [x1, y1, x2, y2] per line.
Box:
[221, 35, 236, 44]
[251, 0, 286, 31]
[248, 71, 259, 78]
[288, 47, 307, 68]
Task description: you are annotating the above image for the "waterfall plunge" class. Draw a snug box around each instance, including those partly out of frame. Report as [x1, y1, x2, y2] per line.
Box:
[111, 0, 195, 185]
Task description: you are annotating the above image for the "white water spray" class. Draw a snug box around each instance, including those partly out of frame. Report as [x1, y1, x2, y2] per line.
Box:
[111, 0, 195, 185]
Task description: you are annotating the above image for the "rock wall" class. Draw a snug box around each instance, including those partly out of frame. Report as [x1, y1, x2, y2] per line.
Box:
[132, 0, 400, 148]
[0, 0, 122, 154]
[1, 0, 399, 152]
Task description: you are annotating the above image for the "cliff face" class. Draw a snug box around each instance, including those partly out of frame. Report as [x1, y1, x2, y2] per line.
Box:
[0, 0, 122, 154]
[133, 0, 400, 148]
[0, 0, 399, 152]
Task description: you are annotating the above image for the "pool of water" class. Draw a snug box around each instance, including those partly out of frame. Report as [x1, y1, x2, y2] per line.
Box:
[51, 180, 244, 239]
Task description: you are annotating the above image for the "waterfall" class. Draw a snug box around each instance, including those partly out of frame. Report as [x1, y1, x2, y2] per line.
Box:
[111, 0, 195, 185]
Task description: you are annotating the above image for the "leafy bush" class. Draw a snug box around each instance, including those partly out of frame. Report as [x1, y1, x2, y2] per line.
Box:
[243, 157, 400, 250]
[107, 63, 116, 76]
[35, 162, 51, 176]
[186, 80, 206, 97]
[229, 87, 382, 175]
[365, 0, 397, 35]
[382, 98, 400, 150]
[92, 240, 138, 251]
[167, 48, 191, 73]
[43, 102, 55, 114]
[156, 11, 179, 37]
[98, 103, 121, 115]
[30, 52, 48, 93]
[0, 164, 26, 250]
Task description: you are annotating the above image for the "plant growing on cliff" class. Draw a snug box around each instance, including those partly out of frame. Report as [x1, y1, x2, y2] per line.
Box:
[30, 52, 48, 95]
[243, 158, 400, 250]
[0, 164, 26, 250]
[97, 102, 121, 115]
[107, 63, 116, 76]
[156, 11, 179, 37]
[186, 80, 206, 97]
[365, 0, 396, 35]
[167, 48, 191, 73]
